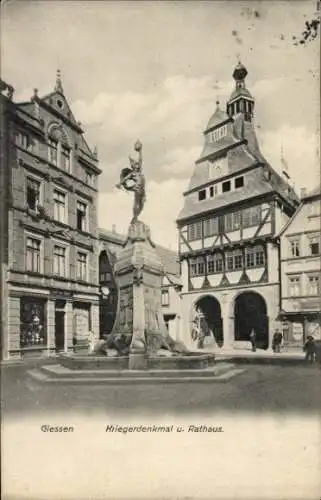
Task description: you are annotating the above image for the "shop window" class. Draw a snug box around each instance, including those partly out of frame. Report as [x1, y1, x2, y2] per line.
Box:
[20, 298, 46, 348]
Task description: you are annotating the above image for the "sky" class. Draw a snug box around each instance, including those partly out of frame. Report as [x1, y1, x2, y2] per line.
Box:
[1, 0, 320, 249]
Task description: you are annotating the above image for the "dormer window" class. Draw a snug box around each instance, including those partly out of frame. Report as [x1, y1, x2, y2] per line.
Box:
[198, 189, 206, 201]
[222, 180, 231, 193]
[48, 124, 72, 173]
[235, 176, 244, 189]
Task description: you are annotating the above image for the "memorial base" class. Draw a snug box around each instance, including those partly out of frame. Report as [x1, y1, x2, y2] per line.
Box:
[128, 353, 148, 370]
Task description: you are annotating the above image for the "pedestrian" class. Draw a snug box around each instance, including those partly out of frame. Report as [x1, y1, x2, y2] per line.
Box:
[303, 335, 317, 364]
[272, 328, 283, 353]
[249, 328, 256, 352]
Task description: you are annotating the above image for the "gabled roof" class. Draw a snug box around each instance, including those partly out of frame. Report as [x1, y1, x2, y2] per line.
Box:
[39, 90, 82, 131]
[277, 186, 320, 237]
[205, 106, 230, 132]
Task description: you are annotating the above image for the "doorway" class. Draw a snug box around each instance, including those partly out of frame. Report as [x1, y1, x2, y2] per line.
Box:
[234, 292, 268, 349]
[194, 295, 224, 347]
[55, 310, 65, 351]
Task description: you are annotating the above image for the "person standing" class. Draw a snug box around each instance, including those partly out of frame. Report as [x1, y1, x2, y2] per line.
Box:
[272, 328, 283, 353]
[303, 336, 317, 363]
[249, 328, 256, 352]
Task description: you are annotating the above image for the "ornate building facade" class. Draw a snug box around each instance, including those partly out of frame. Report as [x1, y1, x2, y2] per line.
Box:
[1, 72, 101, 360]
[279, 187, 321, 347]
[177, 63, 299, 351]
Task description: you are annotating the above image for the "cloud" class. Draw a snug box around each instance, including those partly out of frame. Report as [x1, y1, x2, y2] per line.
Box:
[260, 124, 320, 191]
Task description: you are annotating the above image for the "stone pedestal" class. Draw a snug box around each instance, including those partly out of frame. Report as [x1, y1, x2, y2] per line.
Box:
[113, 220, 168, 368]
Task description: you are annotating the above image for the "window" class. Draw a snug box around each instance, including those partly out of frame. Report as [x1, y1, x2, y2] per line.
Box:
[226, 249, 243, 271]
[20, 298, 46, 348]
[245, 245, 265, 268]
[288, 276, 301, 296]
[100, 271, 111, 283]
[235, 176, 244, 189]
[224, 214, 233, 232]
[77, 252, 87, 281]
[26, 177, 40, 211]
[85, 170, 93, 185]
[53, 190, 66, 223]
[48, 138, 58, 165]
[198, 189, 206, 201]
[209, 125, 227, 142]
[242, 206, 261, 227]
[61, 145, 71, 172]
[210, 186, 214, 197]
[307, 275, 320, 295]
[289, 239, 300, 258]
[203, 217, 218, 237]
[187, 222, 202, 241]
[77, 201, 87, 231]
[222, 180, 231, 193]
[233, 211, 241, 230]
[308, 235, 320, 256]
[189, 256, 205, 277]
[161, 289, 169, 306]
[207, 253, 223, 274]
[16, 131, 33, 151]
[26, 237, 41, 273]
[53, 245, 66, 277]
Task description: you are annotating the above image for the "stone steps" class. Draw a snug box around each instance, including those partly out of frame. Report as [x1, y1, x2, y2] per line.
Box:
[26, 362, 245, 385]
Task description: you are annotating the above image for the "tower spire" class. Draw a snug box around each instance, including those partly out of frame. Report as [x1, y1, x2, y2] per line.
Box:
[55, 69, 64, 94]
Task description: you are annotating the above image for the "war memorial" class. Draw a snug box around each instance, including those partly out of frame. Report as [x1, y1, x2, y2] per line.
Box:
[27, 141, 243, 384]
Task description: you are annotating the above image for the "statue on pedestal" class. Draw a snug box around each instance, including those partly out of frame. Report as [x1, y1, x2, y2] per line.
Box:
[116, 140, 146, 224]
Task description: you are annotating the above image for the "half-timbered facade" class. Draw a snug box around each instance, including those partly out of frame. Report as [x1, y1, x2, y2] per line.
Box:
[177, 62, 299, 350]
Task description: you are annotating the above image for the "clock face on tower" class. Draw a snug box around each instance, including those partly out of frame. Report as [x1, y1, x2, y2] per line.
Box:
[208, 157, 228, 179]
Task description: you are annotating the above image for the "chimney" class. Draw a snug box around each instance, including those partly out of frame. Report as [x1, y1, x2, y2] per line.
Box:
[112, 224, 116, 233]
[300, 187, 307, 199]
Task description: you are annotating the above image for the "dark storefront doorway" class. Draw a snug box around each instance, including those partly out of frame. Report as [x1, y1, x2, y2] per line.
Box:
[55, 300, 66, 352]
[195, 295, 224, 347]
[234, 292, 268, 349]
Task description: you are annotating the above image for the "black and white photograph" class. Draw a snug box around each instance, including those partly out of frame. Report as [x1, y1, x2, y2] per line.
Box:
[0, 1, 320, 499]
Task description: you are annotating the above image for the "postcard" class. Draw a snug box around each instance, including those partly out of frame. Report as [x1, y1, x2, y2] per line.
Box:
[1, 1, 320, 499]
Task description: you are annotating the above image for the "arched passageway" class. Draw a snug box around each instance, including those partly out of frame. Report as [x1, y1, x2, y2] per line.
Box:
[99, 250, 118, 338]
[234, 292, 268, 349]
[194, 295, 224, 347]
